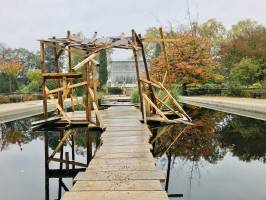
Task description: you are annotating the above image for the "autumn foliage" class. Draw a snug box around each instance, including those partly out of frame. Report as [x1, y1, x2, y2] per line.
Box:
[150, 33, 224, 85]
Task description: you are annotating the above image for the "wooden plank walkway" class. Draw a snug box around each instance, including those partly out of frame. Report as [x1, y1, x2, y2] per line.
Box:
[61, 106, 168, 200]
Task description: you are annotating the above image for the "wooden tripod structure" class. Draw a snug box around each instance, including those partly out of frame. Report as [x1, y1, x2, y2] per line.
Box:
[39, 28, 191, 128]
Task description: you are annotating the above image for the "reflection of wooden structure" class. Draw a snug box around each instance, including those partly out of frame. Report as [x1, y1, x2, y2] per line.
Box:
[44, 128, 98, 200]
[38, 28, 190, 128]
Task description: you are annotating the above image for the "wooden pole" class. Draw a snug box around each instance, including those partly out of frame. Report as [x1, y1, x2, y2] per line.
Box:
[71, 135, 75, 169]
[132, 30, 144, 119]
[40, 41, 48, 119]
[53, 37, 63, 112]
[159, 27, 170, 84]
[67, 30, 75, 112]
[137, 33, 157, 113]
[85, 63, 92, 122]
[44, 132, 49, 200]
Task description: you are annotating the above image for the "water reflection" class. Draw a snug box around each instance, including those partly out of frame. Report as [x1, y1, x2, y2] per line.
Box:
[152, 107, 266, 199]
[43, 128, 99, 200]
[0, 116, 101, 200]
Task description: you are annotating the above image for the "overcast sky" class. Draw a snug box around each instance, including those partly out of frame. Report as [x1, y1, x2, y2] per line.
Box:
[0, 0, 265, 59]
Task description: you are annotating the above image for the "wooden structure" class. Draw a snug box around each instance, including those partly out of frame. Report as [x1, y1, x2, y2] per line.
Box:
[39, 29, 191, 128]
[61, 106, 168, 200]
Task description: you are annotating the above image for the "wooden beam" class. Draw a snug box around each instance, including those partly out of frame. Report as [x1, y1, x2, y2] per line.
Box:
[72, 53, 97, 71]
[50, 158, 87, 168]
[143, 94, 168, 120]
[137, 33, 158, 112]
[48, 130, 73, 161]
[139, 78, 162, 89]
[42, 72, 82, 79]
[45, 86, 71, 124]
[67, 30, 75, 112]
[155, 95, 182, 118]
[132, 30, 144, 119]
[40, 41, 48, 119]
[159, 27, 170, 84]
[142, 38, 182, 43]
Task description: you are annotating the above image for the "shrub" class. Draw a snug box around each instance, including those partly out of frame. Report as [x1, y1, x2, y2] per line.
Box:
[131, 89, 139, 104]
[0, 96, 10, 103]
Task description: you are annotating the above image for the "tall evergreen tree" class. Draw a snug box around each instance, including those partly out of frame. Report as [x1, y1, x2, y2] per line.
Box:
[98, 50, 108, 87]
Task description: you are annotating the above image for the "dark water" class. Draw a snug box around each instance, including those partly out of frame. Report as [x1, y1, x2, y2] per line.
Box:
[1, 107, 266, 200]
[0, 116, 101, 200]
[152, 106, 266, 200]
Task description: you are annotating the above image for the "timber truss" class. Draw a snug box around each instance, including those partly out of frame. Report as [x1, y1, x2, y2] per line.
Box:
[38, 28, 191, 128]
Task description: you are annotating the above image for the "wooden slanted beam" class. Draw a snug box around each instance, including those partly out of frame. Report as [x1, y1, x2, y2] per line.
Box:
[143, 94, 168, 120]
[46, 81, 87, 95]
[139, 78, 162, 89]
[158, 83, 191, 121]
[88, 88, 104, 128]
[48, 129, 73, 162]
[72, 53, 97, 71]
[155, 95, 183, 118]
[45, 86, 71, 124]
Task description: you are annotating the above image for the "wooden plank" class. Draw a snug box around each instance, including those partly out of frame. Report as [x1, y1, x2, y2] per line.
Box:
[71, 180, 163, 191]
[61, 191, 168, 200]
[89, 158, 155, 166]
[87, 163, 156, 172]
[74, 170, 165, 181]
[95, 152, 153, 159]
[96, 147, 151, 155]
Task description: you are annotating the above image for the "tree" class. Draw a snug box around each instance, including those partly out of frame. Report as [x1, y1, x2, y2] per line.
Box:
[221, 20, 266, 81]
[98, 49, 108, 87]
[0, 60, 23, 93]
[150, 32, 224, 85]
[230, 58, 260, 87]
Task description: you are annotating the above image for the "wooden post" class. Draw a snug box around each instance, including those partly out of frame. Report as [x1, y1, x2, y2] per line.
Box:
[44, 132, 49, 200]
[159, 27, 170, 84]
[65, 152, 69, 170]
[86, 129, 92, 165]
[137, 33, 157, 113]
[53, 36, 63, 112]
[40, 41, 48, 119]
[132, 30, 144, 119]
[71, 135, 75, 169]
[67, 30, 75, 112]
[92, 63, 100, 126]
[85, 63, 92, 122]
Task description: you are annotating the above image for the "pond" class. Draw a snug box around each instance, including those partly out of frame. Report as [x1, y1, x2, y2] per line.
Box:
[0, 106, 266, 200]
[0, 115, 101, 200]
[152, 106, 266, 200]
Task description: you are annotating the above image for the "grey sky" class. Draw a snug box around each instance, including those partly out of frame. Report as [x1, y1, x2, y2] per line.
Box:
[0, 0, 265, 59]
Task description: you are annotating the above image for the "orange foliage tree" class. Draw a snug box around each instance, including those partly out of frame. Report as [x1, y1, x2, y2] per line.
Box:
[0, 60, 23, 93]
[150, 32, 224, 85]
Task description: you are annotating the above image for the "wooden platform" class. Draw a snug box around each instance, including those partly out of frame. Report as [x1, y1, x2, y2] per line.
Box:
[61, 106, 168, 200]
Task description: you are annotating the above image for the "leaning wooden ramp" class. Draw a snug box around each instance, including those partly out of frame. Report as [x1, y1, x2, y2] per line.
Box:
[61, 106, 168, 200]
